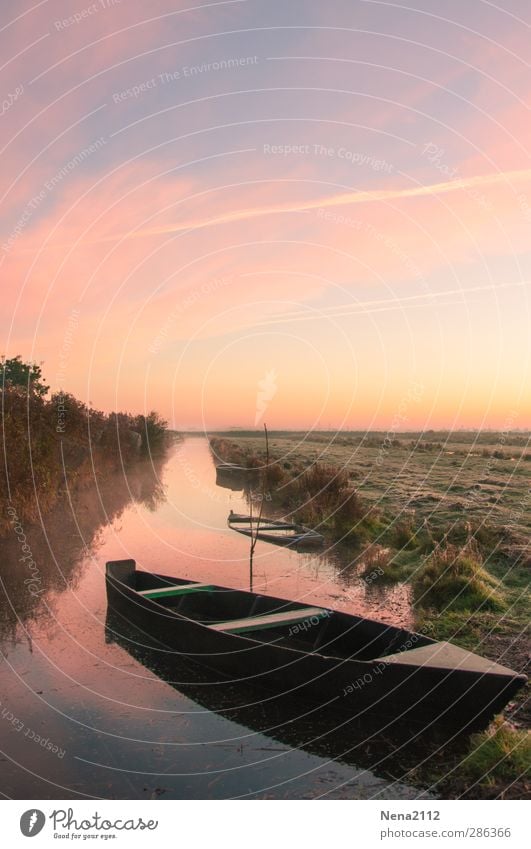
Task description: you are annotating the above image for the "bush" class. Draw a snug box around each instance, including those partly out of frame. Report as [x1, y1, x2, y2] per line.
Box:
[264, 462, 285, 487]
[300, 463, 350, 501]
[209, 437, 244, 465]
[0, 366, 168, 536]
[1, 387, 57, 526]
[134, 411, 168, 456]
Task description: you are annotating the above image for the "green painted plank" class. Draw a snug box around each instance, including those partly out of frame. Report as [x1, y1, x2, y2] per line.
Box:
[139, 583, 215, 599]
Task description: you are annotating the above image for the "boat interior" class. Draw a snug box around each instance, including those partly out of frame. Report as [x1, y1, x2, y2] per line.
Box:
[132, 571, 435, 661]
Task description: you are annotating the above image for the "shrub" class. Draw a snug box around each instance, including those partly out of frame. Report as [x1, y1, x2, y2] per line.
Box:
[244, 452, 263, 470]
[390, 517, 418, 549]
[331, 488, 367, 537]
[1, 387, 57, 525]
[134, 411, 168, 456]
[264, 462, 285, 487]
[0, 365, 168, 536]
[209, 437, 244, 465]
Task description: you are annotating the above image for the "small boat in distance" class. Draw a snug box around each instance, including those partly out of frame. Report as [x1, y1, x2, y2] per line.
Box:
[228, 510, 325, 549]
[105, 559, 527, 730]
[215, 463, 259, 491]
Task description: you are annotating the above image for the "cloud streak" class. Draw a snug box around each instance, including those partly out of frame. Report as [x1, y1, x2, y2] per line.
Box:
[254, 279, 530, 326]
[76, 166, 531, 249]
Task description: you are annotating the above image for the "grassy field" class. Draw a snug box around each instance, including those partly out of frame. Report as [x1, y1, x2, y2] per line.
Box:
[212, 430, 530, 545]
[210, 430, 530, 798]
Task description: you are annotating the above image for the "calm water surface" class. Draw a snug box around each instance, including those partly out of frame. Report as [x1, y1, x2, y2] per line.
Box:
[0, 437, 448, 799]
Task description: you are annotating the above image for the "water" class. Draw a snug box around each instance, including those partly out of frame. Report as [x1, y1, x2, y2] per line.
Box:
[0, 437, 456, 799]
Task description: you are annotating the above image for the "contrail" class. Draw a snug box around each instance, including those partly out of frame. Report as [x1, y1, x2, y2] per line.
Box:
[253, 279, 529, 327]
[11, 166, 531, 255]
[102, 167, 531, 245]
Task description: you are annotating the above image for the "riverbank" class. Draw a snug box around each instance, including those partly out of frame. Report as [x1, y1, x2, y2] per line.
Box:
[0, 436, 431, 800]
[209, 431, 530, 798]
[1, 382, 171, 538]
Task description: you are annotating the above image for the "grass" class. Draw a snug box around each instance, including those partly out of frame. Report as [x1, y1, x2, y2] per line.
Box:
[415, 608, 510, 648]
[209, 430, 531, 554]
[211, 436, 380, 542]
[144, 425, 531, 794]
[412, 543, 506, 612]
[210, 430, 530, 791]
[455, 718, 530, 797]
[359, 544, 392, 576]
[387, 516, 419, 549]
[209, 432, 528, 619]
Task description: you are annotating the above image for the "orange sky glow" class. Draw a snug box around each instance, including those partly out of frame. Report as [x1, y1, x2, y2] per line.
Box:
[1, 1, 530, 430]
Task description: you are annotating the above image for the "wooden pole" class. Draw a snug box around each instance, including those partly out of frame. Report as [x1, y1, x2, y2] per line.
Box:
[249, 423, 269, 591]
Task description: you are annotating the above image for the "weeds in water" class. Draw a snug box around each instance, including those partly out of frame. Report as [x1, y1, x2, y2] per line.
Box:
[359, 544, 392, 577]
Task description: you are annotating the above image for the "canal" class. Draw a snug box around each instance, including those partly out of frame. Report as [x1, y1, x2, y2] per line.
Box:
[0, 437, 451, 799]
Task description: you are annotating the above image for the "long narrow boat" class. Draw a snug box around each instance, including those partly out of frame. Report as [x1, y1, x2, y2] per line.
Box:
[227, 511, 325, 548]
[215, 464, 259, 491]
[105, 609, 466, 789]
[215, 463, 251, 473]
[105, 559, 526, 729]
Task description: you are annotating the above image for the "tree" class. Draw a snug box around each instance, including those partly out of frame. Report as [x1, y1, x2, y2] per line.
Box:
[1, 356, 49, 396]
[134, 411, 168, 455]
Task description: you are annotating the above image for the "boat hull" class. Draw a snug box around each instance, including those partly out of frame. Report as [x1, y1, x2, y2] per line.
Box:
[106, 560, 526, 730]
[231, 526, 324, 548]
[228, 513, 324, 548]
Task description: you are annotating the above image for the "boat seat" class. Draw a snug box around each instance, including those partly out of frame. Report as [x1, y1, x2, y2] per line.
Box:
[138, 583, 215, 600]
[210, 606, 329, 634]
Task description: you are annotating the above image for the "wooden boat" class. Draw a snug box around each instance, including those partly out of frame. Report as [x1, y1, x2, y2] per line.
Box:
[105, 608, 468, 787]
[215, 464, 258, 491]
[215, 462, 248, 471]
[215, 462, 258, 475]
[105, 559, 527, 729]
[228, 511, 325, 548]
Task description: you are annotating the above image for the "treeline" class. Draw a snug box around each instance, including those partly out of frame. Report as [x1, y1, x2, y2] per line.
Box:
[1, 357, 169, 535]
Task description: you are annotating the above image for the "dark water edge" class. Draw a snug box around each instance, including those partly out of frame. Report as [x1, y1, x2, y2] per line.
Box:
[0, 437, 474, 799]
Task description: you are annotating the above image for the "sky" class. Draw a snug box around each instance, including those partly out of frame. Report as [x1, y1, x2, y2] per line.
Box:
[1, 0, 530, 430]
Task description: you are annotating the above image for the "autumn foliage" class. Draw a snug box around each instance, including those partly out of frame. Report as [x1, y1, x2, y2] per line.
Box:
[1, 358, 168, 535]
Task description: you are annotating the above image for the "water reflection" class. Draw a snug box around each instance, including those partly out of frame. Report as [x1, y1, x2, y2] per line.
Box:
[0, 437, 440, 799]
[0, 455, 168, 644]
[106, 610, 470, 798]
[215, 466, 250, 491]
[212, 448, 412, 622]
